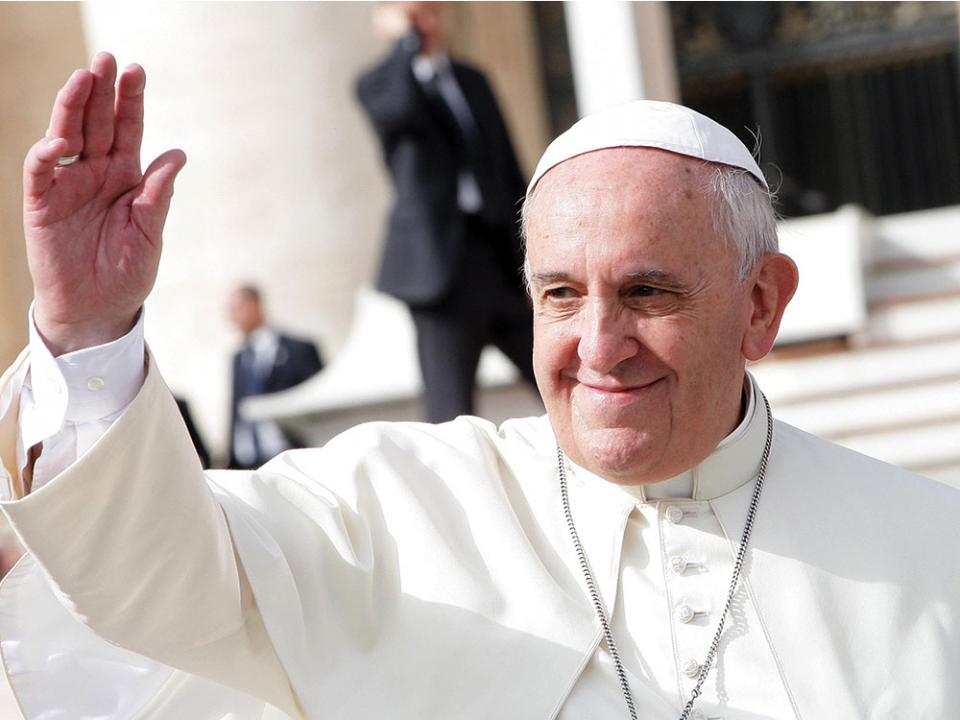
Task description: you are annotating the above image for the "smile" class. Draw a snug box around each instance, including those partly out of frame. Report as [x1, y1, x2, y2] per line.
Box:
[577, 377, 665, 405]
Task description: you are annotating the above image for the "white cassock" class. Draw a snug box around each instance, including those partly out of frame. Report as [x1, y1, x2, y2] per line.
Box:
[0, 317, 958, 720]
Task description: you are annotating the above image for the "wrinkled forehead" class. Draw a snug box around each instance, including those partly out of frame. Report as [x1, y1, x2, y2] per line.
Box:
[523, 148, 735, 272]
[535, 146, 710, 193]
[526, 146, 718, 227]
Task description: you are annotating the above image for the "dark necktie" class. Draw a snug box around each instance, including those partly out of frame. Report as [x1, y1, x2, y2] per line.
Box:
[239, 344, 265, 397]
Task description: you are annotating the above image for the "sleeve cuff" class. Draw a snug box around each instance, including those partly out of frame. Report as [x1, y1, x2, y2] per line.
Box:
[28, 305, 147, 425]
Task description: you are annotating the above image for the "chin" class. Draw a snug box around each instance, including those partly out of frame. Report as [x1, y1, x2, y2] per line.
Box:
[578, 426, 666, 484]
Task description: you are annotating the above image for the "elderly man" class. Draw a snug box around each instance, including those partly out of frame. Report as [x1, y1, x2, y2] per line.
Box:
[0, 53, 957, 720]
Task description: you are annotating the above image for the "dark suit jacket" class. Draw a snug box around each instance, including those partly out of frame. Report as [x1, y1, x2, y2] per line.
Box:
[356, 37, 527, 307]
[228, 333, 324, 468]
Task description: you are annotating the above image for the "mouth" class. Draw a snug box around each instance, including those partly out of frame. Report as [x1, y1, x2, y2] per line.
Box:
[576, 377, 665, 405]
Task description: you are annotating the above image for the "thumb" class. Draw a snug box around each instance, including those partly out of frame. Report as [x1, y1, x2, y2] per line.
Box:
[131, 148, 187, 241]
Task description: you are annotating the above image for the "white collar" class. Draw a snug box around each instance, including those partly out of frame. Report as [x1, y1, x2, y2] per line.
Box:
[568, 372, 768, 503]
[246, 325, 279, 359]
[411, 52, 451, 83]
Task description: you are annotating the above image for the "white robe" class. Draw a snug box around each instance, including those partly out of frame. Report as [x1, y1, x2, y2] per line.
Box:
[0, 349, 957, 719]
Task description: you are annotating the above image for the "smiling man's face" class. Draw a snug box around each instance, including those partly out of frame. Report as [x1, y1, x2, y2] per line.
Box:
[526, 147, 755, 485]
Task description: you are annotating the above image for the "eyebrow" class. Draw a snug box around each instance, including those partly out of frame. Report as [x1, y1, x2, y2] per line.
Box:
[529, 272, 572, 285]
[624, 270, 686, 288]
[530, 269, 687, 288]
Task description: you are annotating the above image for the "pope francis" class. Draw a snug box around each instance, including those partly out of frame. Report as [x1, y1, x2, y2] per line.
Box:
[0, 52, 957, 720]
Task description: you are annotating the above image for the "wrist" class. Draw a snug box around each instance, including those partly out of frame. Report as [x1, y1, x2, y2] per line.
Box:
[33, 308, 139, 357]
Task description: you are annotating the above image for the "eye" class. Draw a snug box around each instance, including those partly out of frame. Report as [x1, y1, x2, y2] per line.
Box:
[625, 285, 665, 298]
[543, 286, 579, 301]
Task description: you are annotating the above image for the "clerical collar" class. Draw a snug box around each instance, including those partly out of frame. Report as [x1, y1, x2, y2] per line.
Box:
[568, 373, 768, 503]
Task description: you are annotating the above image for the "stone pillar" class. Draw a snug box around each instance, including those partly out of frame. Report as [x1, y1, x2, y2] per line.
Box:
[564, 0, 679, 117]
[0, 4, 88, 367]
[633, 1, 680, 104]
[79, 2, 393, 458]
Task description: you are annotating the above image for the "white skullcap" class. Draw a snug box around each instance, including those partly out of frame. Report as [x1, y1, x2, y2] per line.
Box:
[527, 99, 767, 197]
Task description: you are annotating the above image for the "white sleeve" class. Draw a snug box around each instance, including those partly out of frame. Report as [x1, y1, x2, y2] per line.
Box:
[2, 313, 301, 716]
[18, 305, 146, 491]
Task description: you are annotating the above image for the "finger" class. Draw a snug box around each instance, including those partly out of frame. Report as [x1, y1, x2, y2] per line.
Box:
[131, 149, 187, 242]
[46, 69, 94, 157]
[23, 137, 68, 200]
[112, 63, 146, 159]
[82, 52, 118, 157]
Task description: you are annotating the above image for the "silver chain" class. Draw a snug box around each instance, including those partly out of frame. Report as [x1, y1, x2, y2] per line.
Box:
[558, 392, 774, 720]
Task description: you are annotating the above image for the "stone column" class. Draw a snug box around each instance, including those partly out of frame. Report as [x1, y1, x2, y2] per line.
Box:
[79, 1, 393, 457]
[564, 0, 679, 117]
[0, 4, 88, 367]
[633, 1, 680, 104]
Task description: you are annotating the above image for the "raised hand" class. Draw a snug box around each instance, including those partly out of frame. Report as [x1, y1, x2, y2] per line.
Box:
[23, 52, 186, 355]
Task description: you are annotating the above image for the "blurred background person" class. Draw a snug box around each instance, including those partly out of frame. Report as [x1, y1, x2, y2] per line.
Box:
[175, 396, 211, 469]
[356, 1, 537, 423]
[227, 285, 325, 469]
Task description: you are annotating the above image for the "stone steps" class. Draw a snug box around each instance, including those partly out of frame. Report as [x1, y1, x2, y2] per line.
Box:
[752, 205, 960, 488]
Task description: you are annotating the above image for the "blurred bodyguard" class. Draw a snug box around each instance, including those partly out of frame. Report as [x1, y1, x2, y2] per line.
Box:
[227, 285, 324, 469]
[356, 2, 536, 422]
[0, 51, 957, 720]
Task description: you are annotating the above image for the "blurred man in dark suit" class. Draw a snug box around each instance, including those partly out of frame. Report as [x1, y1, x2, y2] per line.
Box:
[174, 397, 211, 468]
[227, 285, 324, 469]
[356, 1, 537, 422]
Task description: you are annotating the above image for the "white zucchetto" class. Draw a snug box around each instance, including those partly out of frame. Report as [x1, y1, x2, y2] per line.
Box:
[527, 100, 767, 196]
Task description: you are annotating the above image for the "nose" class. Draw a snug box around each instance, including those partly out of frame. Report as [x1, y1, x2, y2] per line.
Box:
[577, 300, 640, 374]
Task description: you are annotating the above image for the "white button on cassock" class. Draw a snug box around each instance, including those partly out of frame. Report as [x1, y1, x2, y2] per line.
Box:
[670, 555, 688, 575]
[86, 376, 105, 391]
[675, 604, 696, 624]
[665, 505, 684, 524]
[683, 658, 701, 678]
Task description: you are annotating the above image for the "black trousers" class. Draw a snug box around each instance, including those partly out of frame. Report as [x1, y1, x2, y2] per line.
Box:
[410, 218, 537, 423]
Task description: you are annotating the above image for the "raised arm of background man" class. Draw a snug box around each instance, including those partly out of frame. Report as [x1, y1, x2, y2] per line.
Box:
[0, 53, 300, 716]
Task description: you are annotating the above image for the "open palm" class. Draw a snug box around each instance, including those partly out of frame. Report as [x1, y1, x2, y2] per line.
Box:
[23, 52, 186, 354]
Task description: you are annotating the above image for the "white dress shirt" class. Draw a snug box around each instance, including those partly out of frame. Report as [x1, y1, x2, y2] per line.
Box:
[17, 306, 145, 491]
[560, 385, 797, 719]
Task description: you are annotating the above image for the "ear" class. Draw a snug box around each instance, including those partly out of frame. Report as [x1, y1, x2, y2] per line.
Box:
[741, 253, 799, 361]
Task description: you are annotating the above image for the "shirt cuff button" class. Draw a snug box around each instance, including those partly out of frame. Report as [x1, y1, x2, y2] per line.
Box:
[86, 376, 105, 391]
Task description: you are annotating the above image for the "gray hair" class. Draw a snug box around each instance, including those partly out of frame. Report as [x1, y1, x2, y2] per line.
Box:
[520, 163, 779, 286]
[708, 166, 779, 279]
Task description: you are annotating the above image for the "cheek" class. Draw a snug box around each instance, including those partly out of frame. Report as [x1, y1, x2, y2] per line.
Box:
[628, 318, 693, 367]
[664, 308, 747, 389]
[533, 323, 576, 390]
[630, 313, 740, 394]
